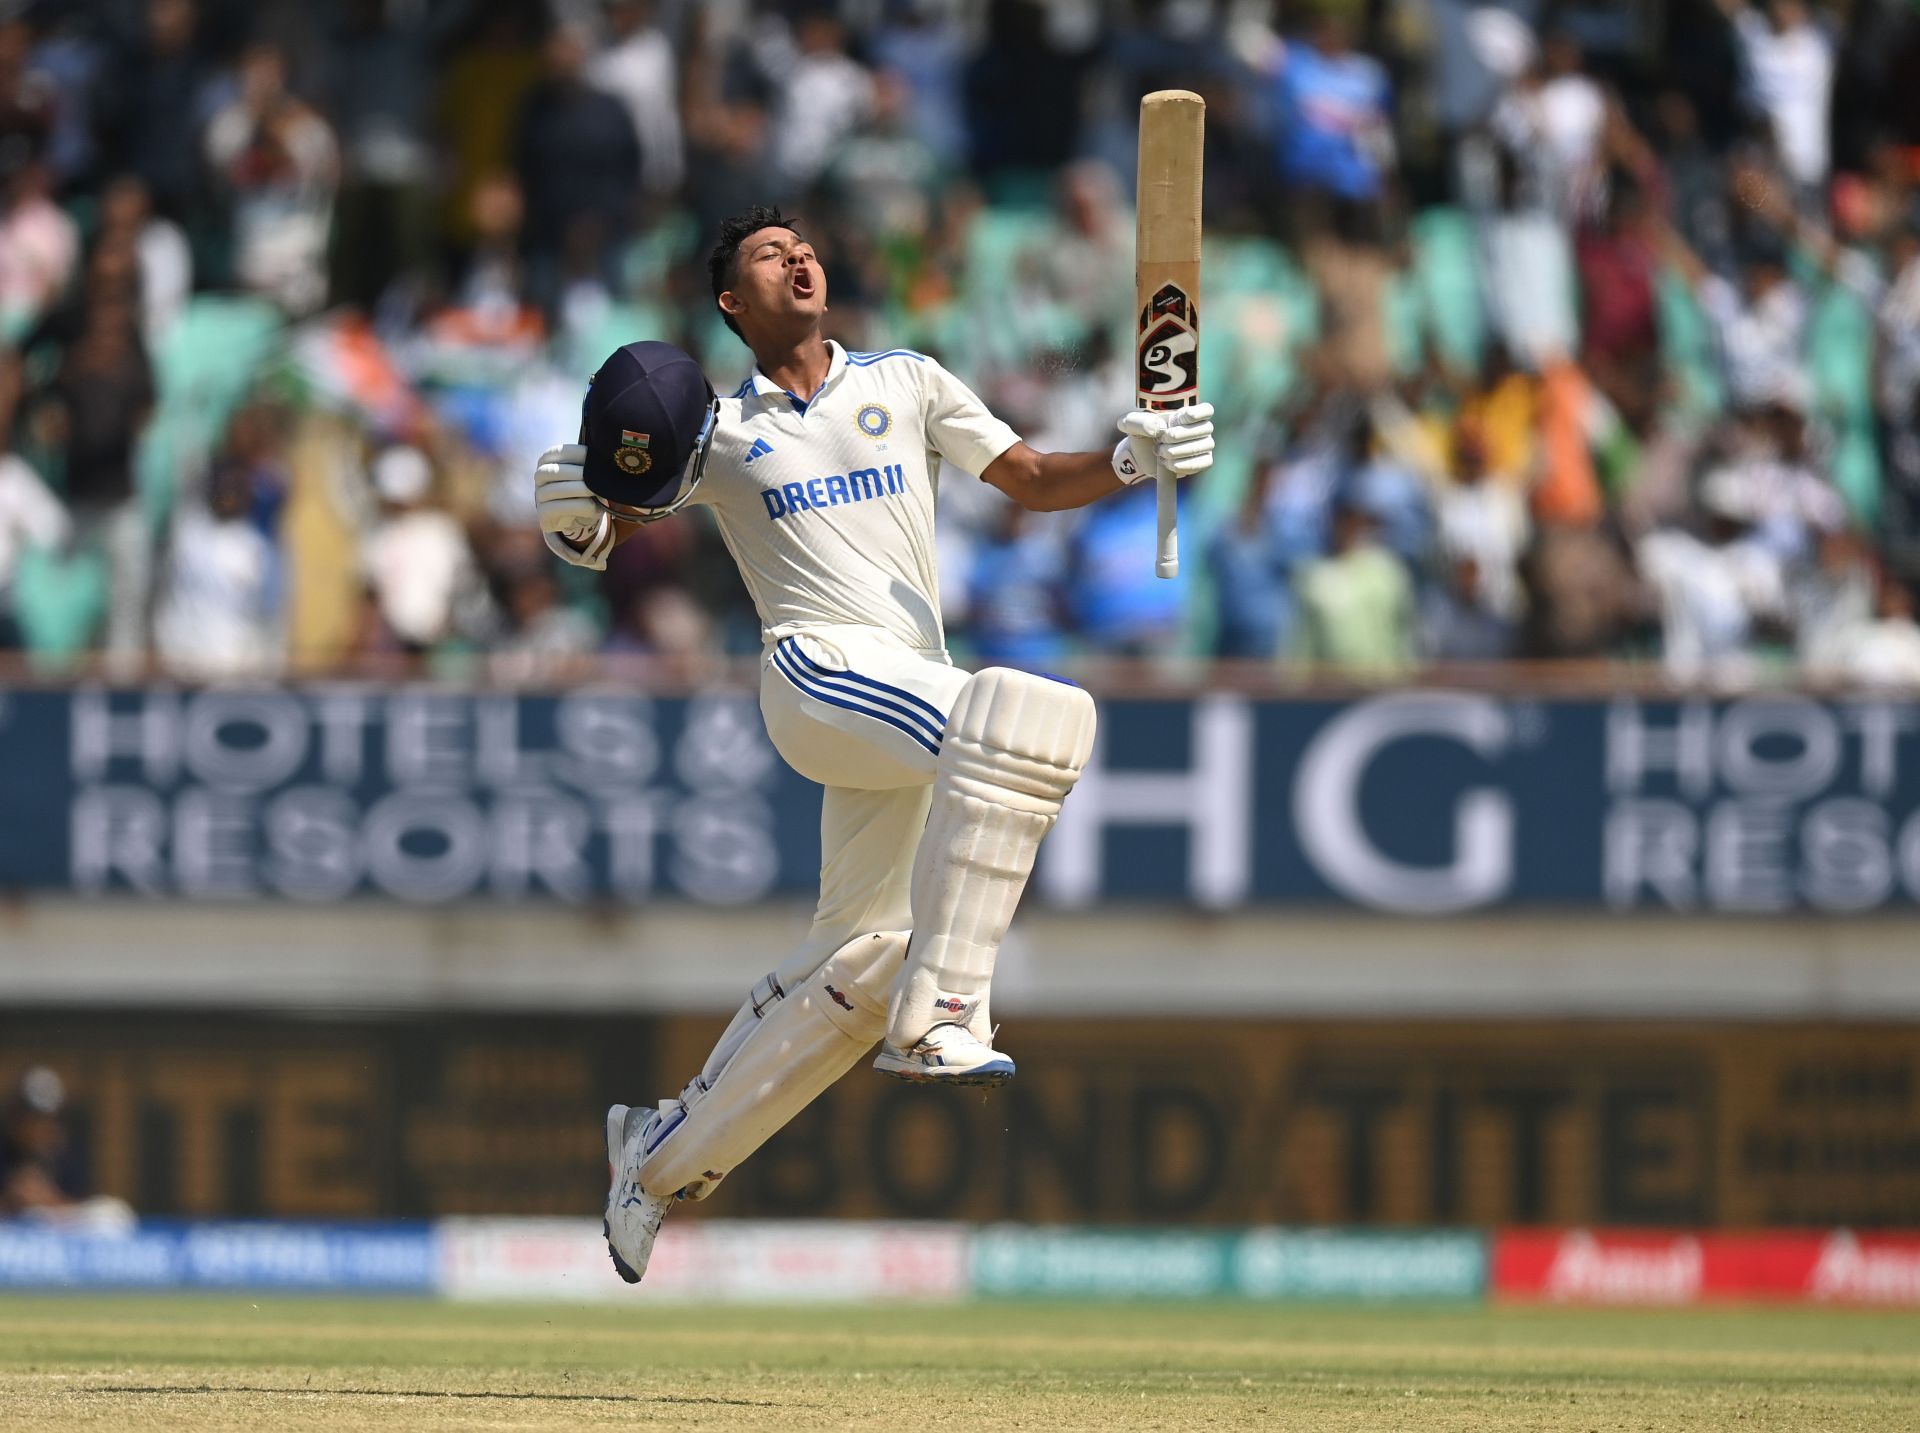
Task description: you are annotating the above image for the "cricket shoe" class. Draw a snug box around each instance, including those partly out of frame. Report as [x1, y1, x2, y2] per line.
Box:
[603, 1103, 673, 1285]
[872, 1019, 1015, 1087]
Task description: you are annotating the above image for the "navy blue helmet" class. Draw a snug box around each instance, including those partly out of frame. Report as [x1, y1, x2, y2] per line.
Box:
[579, 341, 719, 520]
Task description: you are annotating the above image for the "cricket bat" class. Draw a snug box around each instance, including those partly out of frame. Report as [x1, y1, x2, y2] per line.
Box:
[1135, 89, 1204, 580]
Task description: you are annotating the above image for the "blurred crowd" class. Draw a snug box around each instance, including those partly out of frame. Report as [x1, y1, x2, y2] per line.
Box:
[4, 0, 1920, 686]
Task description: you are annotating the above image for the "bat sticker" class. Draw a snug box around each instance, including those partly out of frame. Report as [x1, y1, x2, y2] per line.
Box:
[1136, 283, 1199, 408]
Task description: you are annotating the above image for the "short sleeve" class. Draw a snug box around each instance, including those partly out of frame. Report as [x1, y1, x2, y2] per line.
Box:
[920, 359, 1021, 477]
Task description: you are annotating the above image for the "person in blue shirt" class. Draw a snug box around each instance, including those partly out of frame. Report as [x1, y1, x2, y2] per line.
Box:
[1273, 11, 1395, 205]
[1269, 10, 1398, 390]
[966, 504, 1070, 668]
[1068, 481, 1187, 655]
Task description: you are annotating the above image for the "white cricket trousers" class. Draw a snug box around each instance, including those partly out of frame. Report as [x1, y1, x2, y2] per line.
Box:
[757, 624, 969, 988]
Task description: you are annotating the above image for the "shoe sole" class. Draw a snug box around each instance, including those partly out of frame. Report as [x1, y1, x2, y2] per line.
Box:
[872, 1056, 1015, 1088]
[603, 1104, 642, 1285]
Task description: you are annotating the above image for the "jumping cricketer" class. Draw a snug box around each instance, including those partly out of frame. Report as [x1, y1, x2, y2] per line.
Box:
[532, 205, 1214, 1283]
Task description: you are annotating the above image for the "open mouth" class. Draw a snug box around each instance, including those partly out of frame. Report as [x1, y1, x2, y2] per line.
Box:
[790, 272, 816, 300]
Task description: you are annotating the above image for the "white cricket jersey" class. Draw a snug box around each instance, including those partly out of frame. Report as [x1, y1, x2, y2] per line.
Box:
[689, 340, 1019, 652]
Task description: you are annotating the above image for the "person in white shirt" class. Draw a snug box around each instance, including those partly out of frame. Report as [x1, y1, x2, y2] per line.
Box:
[1716, 0, 1834, 195]
[585, 0, 683, 196]
[362, 444, 479, 652]
[534, 204, 1214, 1284]
[0, 451, 69, 645]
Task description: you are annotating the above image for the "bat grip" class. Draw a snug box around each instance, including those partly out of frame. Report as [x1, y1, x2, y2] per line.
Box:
[1154, 468, 1178, 579]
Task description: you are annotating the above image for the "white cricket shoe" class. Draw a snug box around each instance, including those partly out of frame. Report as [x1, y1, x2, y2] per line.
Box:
[872, 1021, 1016, 1087]
[603, 1103, 673, 1285]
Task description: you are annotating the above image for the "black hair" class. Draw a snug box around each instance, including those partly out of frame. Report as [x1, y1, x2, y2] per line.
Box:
[708, 205, 801, 343]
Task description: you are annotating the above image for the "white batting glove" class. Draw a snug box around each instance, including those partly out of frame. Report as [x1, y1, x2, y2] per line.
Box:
[1111, 402, 1215, 484]
[535, 442, 615, 571]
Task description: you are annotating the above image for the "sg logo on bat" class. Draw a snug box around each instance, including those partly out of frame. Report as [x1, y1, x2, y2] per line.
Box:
[1136, 282, 1199, 409]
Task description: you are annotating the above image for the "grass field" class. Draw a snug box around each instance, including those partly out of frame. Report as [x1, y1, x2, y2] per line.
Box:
[0, 1296, 1915, 1431]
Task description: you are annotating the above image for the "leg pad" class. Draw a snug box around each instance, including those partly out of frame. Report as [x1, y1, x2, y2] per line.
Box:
[888, 669, 1096, 1047]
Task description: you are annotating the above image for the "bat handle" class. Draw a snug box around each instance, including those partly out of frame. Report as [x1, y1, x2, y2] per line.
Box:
[1154, 468, 1178, 579]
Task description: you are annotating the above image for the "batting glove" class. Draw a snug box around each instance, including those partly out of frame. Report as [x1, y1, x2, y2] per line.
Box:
[535, 442, 616, 571]
[1111, 402, 1215, 484]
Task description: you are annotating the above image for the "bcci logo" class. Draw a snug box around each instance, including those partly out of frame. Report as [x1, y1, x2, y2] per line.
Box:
[855, 403, 892, 439]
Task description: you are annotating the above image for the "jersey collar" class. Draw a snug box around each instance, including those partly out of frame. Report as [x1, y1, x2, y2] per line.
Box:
[745, 340, 846, 413]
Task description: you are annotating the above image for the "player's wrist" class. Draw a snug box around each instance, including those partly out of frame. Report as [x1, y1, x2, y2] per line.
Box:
[543, 512, 614, 570]
[1111, 433, 1155, 485]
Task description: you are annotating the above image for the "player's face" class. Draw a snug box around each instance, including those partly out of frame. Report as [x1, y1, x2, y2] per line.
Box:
[727, 227, 827, 338]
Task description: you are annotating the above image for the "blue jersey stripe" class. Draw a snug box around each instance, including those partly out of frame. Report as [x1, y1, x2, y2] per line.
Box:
[731, 378, 754, 400]
[784, 641, 948, 733]
[772, 647, 941, 755]
[846, 348, 927, 366]
[774, 643, 945, 748]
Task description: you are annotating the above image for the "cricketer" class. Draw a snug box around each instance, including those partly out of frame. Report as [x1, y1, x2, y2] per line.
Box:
[532, 205, 1214, 1284]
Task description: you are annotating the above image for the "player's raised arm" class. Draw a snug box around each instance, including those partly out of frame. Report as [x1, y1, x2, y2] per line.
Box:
[978, 402, 1216, 513]
[914, 347, 1214, 511]
[535, 342, 720, 570]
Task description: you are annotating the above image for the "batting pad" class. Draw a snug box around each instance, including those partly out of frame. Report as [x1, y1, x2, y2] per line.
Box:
[637, 930, 904, 1199]
[888, 668, 1097, 1047]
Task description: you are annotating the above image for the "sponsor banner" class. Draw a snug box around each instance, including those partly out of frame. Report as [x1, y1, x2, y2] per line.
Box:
[440, 1218, 969, 1303]
[0, 1013, 662, 1221]
[971, 1227, 1487, 1301]
[1492, 1229, 1920, 1305]
[0, 1220, 436, 1291]
[10, 1015, 1920, 1226]
[1235, 1229, 1487, 1300]
[4, 687, 1919, 912]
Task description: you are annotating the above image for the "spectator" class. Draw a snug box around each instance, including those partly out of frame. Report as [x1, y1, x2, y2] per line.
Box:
[42, 285, 155, 661]
[605, 584, 713, 660]
[1792, 527, 1874, 678]
[1521, 523, 1641, 659]
[1838, 569, 1920, 687]
[1270, 7, 1396, 390]
[822, 69, 945, 250]
[869, 0, 970, 166]
[1292, 495, 1417, 677]
[512, 25, 641, 310]
[361, 445, 480, 653]
[1469, 99, 1577, 370]
[96, 0, 213, 222]
[96, 175, 191, 349]
[204, 41, 340, 315]
[1437, 422, 1530, 624]
[1665, 212, 1809, 414]
[0, 1067, 82, 1216]
[0, 117, 76, 342]
[1654, 91, 1735, 280]
[1031, 161, 1132, 338]
[1716, 0, 1835, 198]
[0, 441, 68, 649]
[153, 462, 281, 676]
[1490, 28, 1608, 223]
[770, 11, 874, 193]
[434, 1, 545, 250]
[0, 1067, 133, 1231]
[1067, 483, 1185, 657]
[965, 502, 1068, 669]
[1209, 473, 1290, 661]
[1576, 180, 1663, 409]
[588, 0, 684, 197]
[1638, 466, 1794, 684]
[326, 0, 439, 309]
[491, 553, 599, 681]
